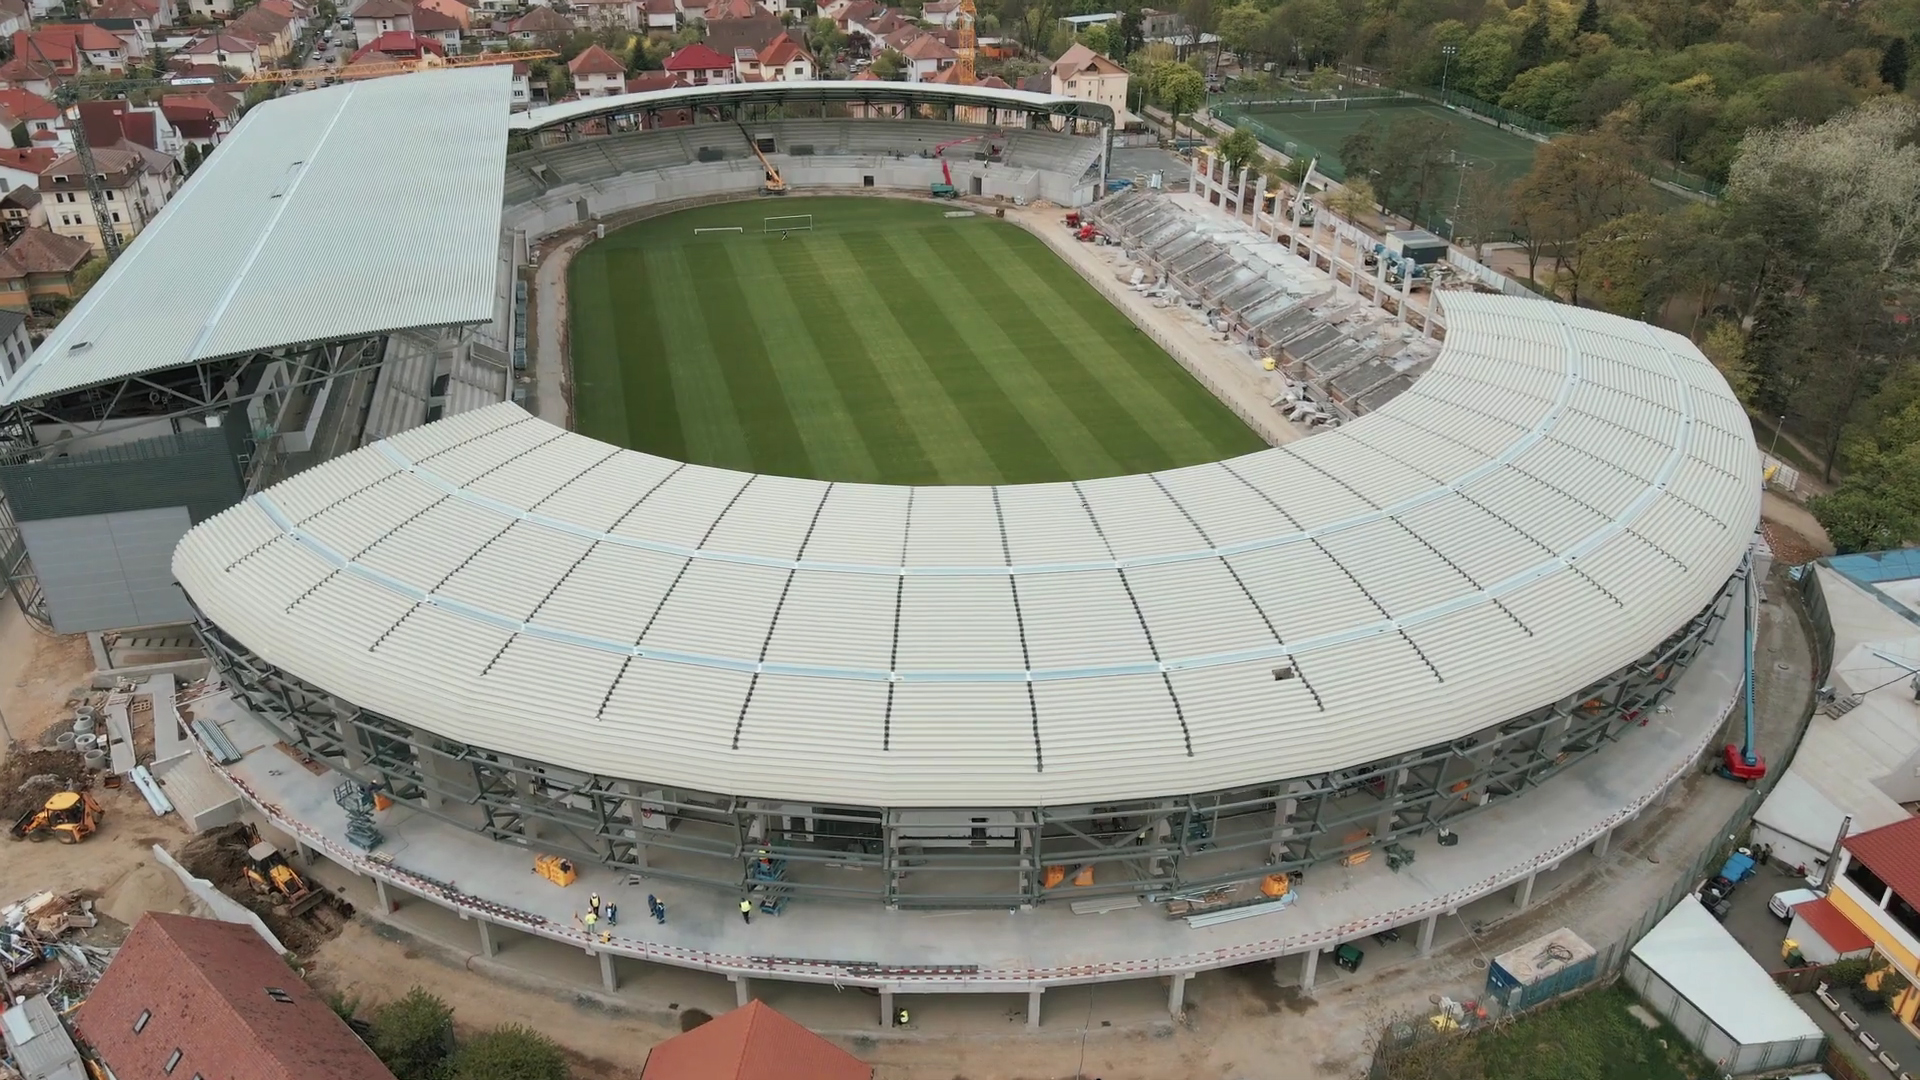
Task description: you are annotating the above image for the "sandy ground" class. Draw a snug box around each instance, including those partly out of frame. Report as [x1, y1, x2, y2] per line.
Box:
[0, 594, 93, 759]
[1762, 491, 1834, 560]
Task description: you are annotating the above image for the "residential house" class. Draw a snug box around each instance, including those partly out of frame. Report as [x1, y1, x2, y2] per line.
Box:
[1140, 6, 1183, 39]
[699, 13, 782, 58]
[74, 914, 401, 1080]
[898, 31, 954, 81]
[160, 90, 238, 148]
[508, 59, 530, 108]
[959, 71, 1024, 124]
[845, 69, 903, 115]
[817, 0, 856, 18]
[737, 34, 810, 80]
[0, 90, 63, 147]
[411, 4, 463, 53]
[0, 0, 29, 34]
[572, 0, 639, 28]
[506, 4, 572, 40]
[24, 0, 58, 21]
[0, 227, 92, 309]
[260, 0, 311, 36]
[0, 146, 54, 193]
[845, 6, 908, 54]
[922, 0, 962, 27]
[624, 70, 679, 92]
[664, 41, 732, 84]
[1049, 41, 1129, 124]
[184, 32, 260, 72]
[229, 3, 296, 61]
[0, 186, 44, 240]
[40, 142, 173, 252]
[13, 25, 130, 76]
[1828, 818, 1920, 1029]
[0, 51, 56, 96]
[349, 29, 444, 61]
[638, 1000, 871, 1080]
[641, 0, 678, 33]
[567, 42, 627, 96]
[77, 99, 175, 157]
[0, 306, 29, 379]
[182, 0, 233, 21]
[415, 0, 471, 27]
[350, 0, 412, 45]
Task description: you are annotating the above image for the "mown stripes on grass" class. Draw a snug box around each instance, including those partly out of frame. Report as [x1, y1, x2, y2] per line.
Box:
[566, 197, 1268, 485]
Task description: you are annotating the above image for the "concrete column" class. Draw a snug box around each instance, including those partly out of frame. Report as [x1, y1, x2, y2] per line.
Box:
[476, 917, 496, 958]
[1026, 987, 1043, 1030]
[1253, 175, 1268, 226]
[374, 878, 394, 913]
[880, 988, 894, 1028]
[1417, 913, 1438, 957]
[1299, 948, 1319, 996]
[1167, 972, 1190, 1015]
[1514, 871, 1537, 912]
[599, 951, 618, 993]
[733, 975, 752, 1007]
[1593, 828, 1612, 859]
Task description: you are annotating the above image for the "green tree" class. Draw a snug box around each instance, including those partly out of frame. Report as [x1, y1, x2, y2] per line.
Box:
[1511, 131, 1642, 301]
[1306, 63, 1339, 95]
[369, 987, 455, 1080]
[1883, 37, 1910, 92]
[9, 123, 26, 149]
[1326, 177, 1374, 220]
[1154, 60, 1203, 139]
[446, 1024, 570, 1080]
[183, 142, 203, 174]
[1216, 125, 1260, 174]
[1576, 0, 1601, 35]
[1514, 10, 1550, 73]
[543, 60, 572, 99]
[1216, 3, 1262, 67]
[871, 47, 905, 78]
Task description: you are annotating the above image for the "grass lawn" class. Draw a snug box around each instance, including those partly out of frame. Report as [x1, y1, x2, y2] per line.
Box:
[566, 196, 1267, 485]
[1376, 984, 1714, 1080]
[1236, 101, 1543, 189]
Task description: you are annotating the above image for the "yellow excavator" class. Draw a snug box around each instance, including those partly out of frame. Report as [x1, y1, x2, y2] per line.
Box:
[242, 828, 326, 915]
[739, 124, 788, 195]
[10, 791, 104, 843]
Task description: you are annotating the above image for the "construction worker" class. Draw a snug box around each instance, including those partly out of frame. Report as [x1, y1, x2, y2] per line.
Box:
[604, 902, 617, 926]
[740, 898, 753, 924]
[896, 1007, 909, 1027]
[654, 900, 667, 925]
[647, 894, 661, 921]
[583, 910, 598, 934]
[588, 892, 601, 916]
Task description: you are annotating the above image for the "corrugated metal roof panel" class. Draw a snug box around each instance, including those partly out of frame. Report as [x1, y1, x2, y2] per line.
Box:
[2, 68, 511, 406]
[174, 295, 1763, 806]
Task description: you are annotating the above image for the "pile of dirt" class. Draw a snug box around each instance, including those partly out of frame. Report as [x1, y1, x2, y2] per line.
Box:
[1763, 519, 1822, 567]
[176, 822, 350, 955]
[0, 749, 90, 823]
[97, 859, 199, 925]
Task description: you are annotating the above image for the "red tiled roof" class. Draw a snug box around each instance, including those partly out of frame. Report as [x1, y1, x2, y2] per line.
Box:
[1845, 817, 1920, 904]
[0, 227, 91, 277]
[349, 30, 444, 60]
[705, 0, 757, 18]
[665, 41, 731, 69]
[568, 42, 625, 75]
[74, 914, 399, 1080]
[900, 33, 954, 60]
[410, 5, 460, 30]
[0, 88, 58, 122]
[0, 54, 57, 83]
[757, 37, 807, 66]
[1793, 895, 1873, 954]
[639, 1001, 870, 1080]
[0, 147, 56, 173]
[625, 70, 681, 92]
[509, 5, 572, 31]
[36, 24, 128, 52]
[351, 0, 412, 18]
[186, 33, 259, 54]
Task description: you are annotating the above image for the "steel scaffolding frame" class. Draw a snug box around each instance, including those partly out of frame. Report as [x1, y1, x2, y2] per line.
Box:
[193, 574, 1732, 910]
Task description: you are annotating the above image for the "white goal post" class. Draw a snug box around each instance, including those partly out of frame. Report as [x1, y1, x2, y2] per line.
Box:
[693, 226, 744, 235]
[764, 214, 813, 233]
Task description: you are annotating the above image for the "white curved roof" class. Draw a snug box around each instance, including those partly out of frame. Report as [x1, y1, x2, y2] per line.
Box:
[511, 80, 1116, 133]
[172, 294, 1760, 807]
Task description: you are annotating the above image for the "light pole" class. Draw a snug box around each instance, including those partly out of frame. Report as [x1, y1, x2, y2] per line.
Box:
[1767, 414, 1786, 463]
[1439, 44, 1458, 103]
[1447, 153, 1473, 242]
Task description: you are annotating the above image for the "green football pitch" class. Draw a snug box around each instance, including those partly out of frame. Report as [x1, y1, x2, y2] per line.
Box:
[1234, 100, 1542, 197]
[566, 197, 1268, 486]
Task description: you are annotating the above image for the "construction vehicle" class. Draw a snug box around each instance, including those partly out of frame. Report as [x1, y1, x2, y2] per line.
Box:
[10, 791, 104, 843]
[1717, 556, 1768, 783]
[931, 182, 958, 198]
[932, 131, 999, 188]
[238, 49, 557, 85]
[739, 124, 787, 195]
[534, 853, 578, 886]
[242, 832, 327, 915]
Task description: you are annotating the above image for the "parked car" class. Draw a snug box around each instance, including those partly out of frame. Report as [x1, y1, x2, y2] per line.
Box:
[1769, 887, 1820, 920]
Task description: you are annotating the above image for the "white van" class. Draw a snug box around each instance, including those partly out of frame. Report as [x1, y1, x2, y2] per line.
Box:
[1769, 887, 1820, 920]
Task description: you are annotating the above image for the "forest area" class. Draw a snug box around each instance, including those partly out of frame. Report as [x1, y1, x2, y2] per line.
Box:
[965, 0, 1920, 552]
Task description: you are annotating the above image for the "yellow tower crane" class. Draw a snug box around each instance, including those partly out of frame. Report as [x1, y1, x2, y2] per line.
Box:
[956, 0, 978, 84]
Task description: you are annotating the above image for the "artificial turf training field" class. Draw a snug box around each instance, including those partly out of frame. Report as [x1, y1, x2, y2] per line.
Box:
[1234, 100, 1542, 189]
[567, 197, 1268, 486]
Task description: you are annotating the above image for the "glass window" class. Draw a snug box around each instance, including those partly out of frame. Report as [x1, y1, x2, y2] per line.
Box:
[164, 1050, 183, 1073]
[1849, 859, 1890, 903]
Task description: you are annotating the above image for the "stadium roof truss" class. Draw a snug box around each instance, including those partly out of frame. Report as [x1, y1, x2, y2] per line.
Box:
[511, 80, 1118, 135]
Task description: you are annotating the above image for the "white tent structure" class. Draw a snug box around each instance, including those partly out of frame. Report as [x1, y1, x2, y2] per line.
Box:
[1625, 895, 1826, 1073]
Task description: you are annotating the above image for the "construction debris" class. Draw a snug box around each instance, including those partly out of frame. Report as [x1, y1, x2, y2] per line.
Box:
[1, 892, 116, 1011]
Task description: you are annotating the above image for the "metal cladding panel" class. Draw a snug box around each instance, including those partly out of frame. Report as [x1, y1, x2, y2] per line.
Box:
[24, 508, 194, 633]
[3, 68, 511, 406]
[174, 295, 1765, 807]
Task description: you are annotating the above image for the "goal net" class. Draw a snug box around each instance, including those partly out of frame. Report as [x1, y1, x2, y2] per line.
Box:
[764, 214, 813, 233]
[693, 226, 744, 236]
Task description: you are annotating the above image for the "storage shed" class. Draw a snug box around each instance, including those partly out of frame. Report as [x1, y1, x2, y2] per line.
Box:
[1625, 895, 1826, 1073]
[0, 994, 85, 1080]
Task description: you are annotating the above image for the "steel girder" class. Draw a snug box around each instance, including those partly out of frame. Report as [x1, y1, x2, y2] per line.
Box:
[191, 574, 1732, 910]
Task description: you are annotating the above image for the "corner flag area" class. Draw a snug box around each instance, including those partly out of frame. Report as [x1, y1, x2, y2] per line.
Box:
[566, 197, 1268, 485]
